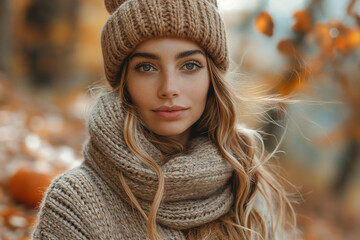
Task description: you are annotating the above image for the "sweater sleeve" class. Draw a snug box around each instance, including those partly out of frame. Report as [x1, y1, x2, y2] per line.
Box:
[31, 169, 94, 240]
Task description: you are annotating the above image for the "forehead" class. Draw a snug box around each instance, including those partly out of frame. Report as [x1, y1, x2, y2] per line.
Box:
[132, 37, 204, 54]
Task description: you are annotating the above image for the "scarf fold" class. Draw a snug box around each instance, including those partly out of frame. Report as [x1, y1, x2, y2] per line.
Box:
[84, 90, 234, 230]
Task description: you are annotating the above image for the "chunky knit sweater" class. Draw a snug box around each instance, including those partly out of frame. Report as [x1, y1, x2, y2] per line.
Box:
[32, 91, 238, 239]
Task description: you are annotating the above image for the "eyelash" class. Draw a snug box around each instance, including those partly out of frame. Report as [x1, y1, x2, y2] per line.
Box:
[134, 61, 204, 72]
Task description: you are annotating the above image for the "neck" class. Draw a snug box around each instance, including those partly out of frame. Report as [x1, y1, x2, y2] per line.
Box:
[142, 127, 192, 157]
[168, 128, 191, 147]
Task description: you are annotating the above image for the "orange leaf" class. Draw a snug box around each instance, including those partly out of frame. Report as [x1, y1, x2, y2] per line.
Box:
[255, 11, 274, 37]
[277, 39, 298, 56]
[334, 35, 348, 53]
[333, 27, 360, 53]
[347, 28, 360, 49]
[292, 10, 312, 33]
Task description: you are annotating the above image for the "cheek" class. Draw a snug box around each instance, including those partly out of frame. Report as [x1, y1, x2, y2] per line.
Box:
[189, 74, 210, 106]
[126, 79, 151, 107]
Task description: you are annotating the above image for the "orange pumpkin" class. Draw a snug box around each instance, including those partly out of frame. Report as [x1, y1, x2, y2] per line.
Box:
[7, 168, 56, 208]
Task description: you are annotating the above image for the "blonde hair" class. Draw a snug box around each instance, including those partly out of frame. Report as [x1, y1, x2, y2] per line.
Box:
[113, 54, 297, 240]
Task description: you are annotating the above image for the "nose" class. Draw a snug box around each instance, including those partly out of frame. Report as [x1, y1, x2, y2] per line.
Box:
[158, 71, 180, 98]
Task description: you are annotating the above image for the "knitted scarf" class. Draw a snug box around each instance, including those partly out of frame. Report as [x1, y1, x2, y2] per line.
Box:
[83, 90, 235, 231]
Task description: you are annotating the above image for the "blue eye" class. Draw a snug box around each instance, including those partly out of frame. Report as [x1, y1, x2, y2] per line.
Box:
[182, 62, 203, 71]
[185, 63, 196, 70]
[135, 63, 155, 72]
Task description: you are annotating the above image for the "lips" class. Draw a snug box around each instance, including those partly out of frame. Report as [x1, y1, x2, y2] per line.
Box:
[153, 105, 188, 120]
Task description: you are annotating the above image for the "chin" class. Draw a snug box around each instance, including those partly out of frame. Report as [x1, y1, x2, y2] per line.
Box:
[152, 129, 186, 137]
[149, 125, 189, 138]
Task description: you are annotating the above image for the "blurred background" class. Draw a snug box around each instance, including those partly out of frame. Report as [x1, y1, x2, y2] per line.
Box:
[0, 0, 359, 239]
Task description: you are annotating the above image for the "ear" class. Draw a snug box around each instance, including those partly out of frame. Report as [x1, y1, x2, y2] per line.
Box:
[104, 0, 126, 14]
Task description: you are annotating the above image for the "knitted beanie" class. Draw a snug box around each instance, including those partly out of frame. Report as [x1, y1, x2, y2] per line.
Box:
[101, 0, 229, 88]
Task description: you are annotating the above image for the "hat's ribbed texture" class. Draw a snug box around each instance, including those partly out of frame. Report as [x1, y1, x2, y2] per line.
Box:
[101, 0, 228, 88]
[105, 0, 218, 14]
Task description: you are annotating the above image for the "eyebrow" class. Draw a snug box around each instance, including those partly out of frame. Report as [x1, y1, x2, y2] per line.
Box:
[129, 49, 205, 60]
[176, 50, 205, 59]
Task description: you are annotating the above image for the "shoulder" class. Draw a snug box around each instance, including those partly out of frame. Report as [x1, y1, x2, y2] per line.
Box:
[44, 164, 99, 202]
[32, 164, 139, 239]
[32, 164, 102, 239]
[40, 164, 99, 210]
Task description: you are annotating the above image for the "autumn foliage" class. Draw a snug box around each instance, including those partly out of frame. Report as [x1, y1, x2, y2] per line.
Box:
[292, 10, 312, 33]
[252, 2, 360, 239]
[255, 11, 274, 37]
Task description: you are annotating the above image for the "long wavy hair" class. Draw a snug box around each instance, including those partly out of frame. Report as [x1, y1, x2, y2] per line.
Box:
[111, 53, 297, 240]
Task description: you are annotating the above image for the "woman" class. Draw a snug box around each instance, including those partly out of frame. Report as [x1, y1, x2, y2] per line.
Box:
[32, 0, 297, 239]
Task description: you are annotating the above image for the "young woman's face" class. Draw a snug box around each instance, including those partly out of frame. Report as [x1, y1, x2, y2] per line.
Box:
[125, 37, 210, 145]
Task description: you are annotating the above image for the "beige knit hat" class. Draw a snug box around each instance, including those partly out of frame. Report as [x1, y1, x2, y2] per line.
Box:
[101, 0, 229, 88]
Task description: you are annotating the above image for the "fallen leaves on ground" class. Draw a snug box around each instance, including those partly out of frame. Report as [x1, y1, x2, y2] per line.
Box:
[0, 76, 88, 239]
